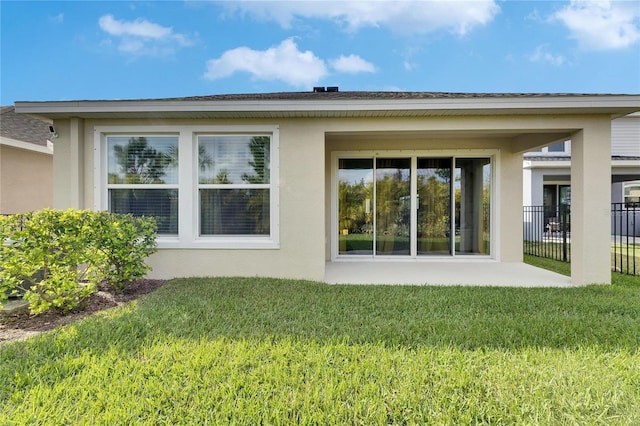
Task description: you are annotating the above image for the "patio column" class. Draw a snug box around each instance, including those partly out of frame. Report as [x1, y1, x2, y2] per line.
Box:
[501, 150, 524, 262]
[52, 118, 85, 209]
[570, 119, 612, 285]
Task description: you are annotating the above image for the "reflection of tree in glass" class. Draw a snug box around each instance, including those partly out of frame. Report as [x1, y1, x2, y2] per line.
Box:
[241, 136, 270, 233]
[215, 170, 230, 184]
[376, 170, 411, 237]
[200, 136, 271, 235]
[191, 145, 213, 173]
[418, 174, 450, 238]
[242, 136, 270, 184]
[339, 178, 373, 234]
[113, 137, 172, 184]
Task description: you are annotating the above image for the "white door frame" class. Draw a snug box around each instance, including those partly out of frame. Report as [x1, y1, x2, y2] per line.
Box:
[330, 149, 499, 261]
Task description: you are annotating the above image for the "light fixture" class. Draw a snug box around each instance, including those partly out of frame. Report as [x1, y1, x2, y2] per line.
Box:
[48, 125, 59, 139]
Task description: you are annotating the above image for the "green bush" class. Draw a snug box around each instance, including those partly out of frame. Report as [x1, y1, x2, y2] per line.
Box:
[0, 209, 157, 314]
[92, 211, 157, 293]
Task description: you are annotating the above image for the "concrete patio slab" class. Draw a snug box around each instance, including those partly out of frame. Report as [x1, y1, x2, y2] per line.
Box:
[325, 260, 572, 287]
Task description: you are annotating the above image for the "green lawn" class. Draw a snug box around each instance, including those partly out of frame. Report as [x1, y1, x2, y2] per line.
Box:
[2, 276, 640, 424]
[525, 241, 640, 276]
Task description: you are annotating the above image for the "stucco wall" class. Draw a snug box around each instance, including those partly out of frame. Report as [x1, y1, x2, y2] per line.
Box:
[49, 113, 614, 284]
[52, 117, 328, 281]
[0, 145, 53, 214]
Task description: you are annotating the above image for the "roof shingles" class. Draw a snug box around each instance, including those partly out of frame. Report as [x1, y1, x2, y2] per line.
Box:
[0, 106, 51, 147]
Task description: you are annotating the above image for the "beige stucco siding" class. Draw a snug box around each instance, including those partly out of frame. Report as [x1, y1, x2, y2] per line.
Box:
[51, 117, 328, 281]
[146, 121, 328, 281]
[570, 121, 612, 285]
[0, 145, 53, 214]
[49, 113, 615, 284]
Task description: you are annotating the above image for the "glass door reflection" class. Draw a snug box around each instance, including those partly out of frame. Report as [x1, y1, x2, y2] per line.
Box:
[417, 158, 451, 255]
[338, 159, 374, 255]
[376, 158, 411, 255]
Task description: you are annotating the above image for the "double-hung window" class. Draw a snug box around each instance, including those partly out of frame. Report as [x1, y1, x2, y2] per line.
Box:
[98, 126, 279, 248]
[198, 135, 271, 237]
[107, 135, 179, 235]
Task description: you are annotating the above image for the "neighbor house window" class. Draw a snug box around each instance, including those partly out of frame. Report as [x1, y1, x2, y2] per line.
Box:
[623, 181, 640, 206]
[107, 135, 179, 235]
[198, 135, 271, 236]
[547, 142, 566, 152]
[526, 141, 569, 155]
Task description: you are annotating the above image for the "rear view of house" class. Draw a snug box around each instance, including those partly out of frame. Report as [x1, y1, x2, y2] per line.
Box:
[14, 91, 640, 286]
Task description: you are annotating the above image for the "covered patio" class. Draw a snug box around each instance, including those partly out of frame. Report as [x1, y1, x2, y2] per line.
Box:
[325, 260, 571, 287]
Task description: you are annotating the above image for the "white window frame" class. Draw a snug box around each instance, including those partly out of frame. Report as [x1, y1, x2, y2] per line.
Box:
[103, 133, 180, 236]
[95, 125, 280, 249]
[330, 149, 500, 261]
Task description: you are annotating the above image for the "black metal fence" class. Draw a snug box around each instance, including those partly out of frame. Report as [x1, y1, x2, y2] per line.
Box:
[523, 203, 639, 276]
[612, 202, 640, 275]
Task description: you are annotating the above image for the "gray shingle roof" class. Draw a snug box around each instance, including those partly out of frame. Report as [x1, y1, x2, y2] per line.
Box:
[32, 91, 632, 103]
[0, 106, 50, 147]
[117, 91, 631, 102]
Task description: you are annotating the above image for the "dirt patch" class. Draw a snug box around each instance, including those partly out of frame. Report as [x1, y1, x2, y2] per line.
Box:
[0, 279, 167, 345]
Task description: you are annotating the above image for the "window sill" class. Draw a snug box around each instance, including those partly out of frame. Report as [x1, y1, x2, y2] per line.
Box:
[157, 237, 279, 250]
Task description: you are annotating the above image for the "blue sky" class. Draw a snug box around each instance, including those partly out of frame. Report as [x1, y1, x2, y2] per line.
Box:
[1, 0, 639, 105]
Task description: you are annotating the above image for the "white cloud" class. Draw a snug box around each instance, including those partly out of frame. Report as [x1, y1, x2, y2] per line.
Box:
[203, 38, 328, 87]
[220, 1, 500, 35]
[204, 38, 377, 87]
[98, 14, 192, 55]
[552, 0, 640, 50]
[329, 54, 376, 73]
[527, 45, 566, 66]
[50, 13, 64, 24]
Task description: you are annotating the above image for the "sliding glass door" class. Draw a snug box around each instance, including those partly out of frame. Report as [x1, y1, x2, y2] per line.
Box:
[337, 155, 491, 258]
[376, 158, 411, 255]
[454, 158, 491, 255]
[338, 159, 374, 255]
[417, 158, 452, 255]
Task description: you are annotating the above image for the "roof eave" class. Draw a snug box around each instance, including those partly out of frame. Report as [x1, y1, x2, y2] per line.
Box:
[14, 95, 640, 120]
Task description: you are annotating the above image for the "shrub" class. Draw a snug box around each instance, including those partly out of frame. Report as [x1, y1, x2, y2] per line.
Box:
[92, 212, 157, 293]
[0, 210, 100, 314]
[0, 209, 157, 314]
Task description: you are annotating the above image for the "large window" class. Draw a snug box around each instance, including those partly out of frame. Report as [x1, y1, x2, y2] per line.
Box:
[198, 135, 271, 236]
[107, 136, 179, 235]
[98, 126, 278, 248]
[337, 154, 492, 258]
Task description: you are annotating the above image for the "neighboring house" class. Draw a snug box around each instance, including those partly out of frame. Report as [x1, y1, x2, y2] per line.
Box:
[0, 106, 53, 214]
[523, 112, 640, 234]
[15, 91, 640, 286]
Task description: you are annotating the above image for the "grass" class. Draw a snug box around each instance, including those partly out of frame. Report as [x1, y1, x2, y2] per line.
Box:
[524, 254, 571, 276]
[612, 244, 640, 275]
[2, 276, 640, 424]
[525, 241, 640, 276]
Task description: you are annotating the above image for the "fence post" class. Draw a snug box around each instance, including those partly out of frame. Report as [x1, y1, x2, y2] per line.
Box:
[561, 204, 568, 262]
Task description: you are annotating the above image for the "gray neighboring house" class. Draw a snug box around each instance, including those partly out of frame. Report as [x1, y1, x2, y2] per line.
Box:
[0, 106, 53, 214]
[523, 112, 640, 234]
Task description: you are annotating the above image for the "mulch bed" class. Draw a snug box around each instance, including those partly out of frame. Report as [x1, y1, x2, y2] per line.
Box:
[1, 279, 167, 345]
